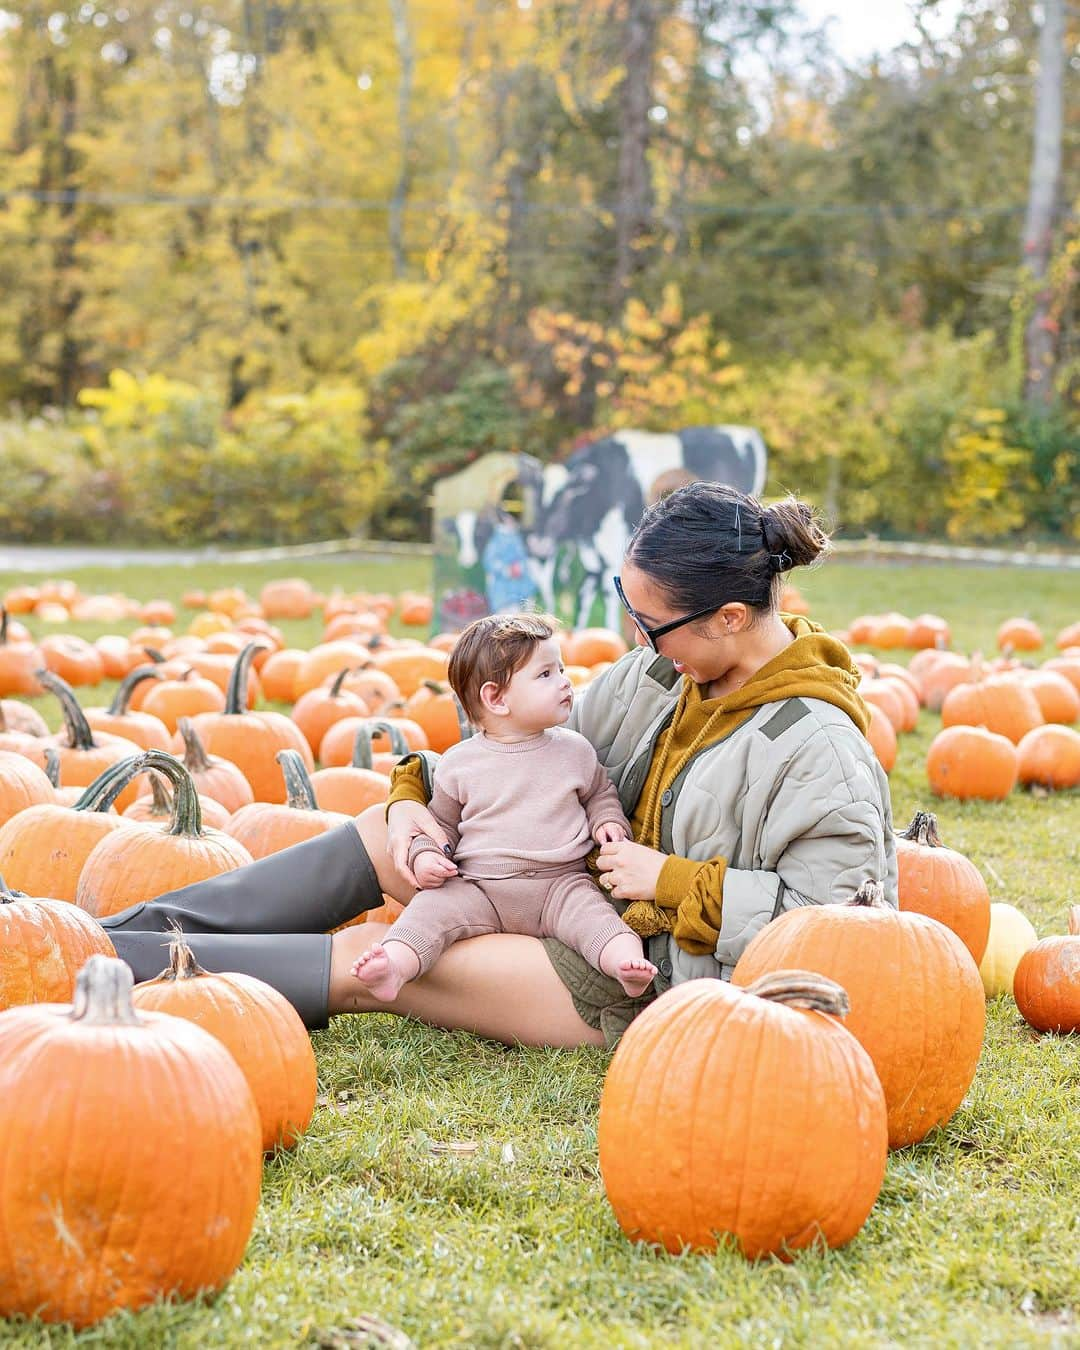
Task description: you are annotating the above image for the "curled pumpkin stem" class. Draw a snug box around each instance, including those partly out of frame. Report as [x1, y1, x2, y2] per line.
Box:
[897, 810, 943, 848]
[848, 880, 887, 909]
[743, 969, 851, 1018]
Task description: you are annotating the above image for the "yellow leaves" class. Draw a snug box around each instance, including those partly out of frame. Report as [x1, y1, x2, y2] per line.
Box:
[943, 409, 1034, 540]
[77, 369, 201, 429]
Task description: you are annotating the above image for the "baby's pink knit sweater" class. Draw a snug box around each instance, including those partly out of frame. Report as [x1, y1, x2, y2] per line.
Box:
[413, 727, 630, 879]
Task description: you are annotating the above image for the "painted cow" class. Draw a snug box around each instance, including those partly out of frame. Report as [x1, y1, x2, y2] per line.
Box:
[519, 426, 767, 630]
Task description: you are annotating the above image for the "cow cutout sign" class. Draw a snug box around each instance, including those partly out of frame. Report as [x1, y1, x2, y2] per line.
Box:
[432, 426, 767, 634]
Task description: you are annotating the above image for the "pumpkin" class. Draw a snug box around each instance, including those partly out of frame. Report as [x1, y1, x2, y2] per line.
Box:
[598, 971, 887, 1258]
[369, 646, 450, 698]
[225, 749, 352, 859]
[0, 750, 54, 828]
[320, 719, 415, 775]
[1019, 669, 1080, 724]
[0, 759, 138, 901]
[140, 666, 226, 732]
[138, 598, 177, 626]
[858, 677, 908, 734]
[291, 667, 370, 756]
[403, 679, 471, 753]
[25, 669, 145, 810]
[926, 724, 1018, 801]
[1040, 656, 1080, 696]
[732, 881, 985, 1148]
[916, 652, 975, 712]
[941, 672, 1044, 745]
[123, 769, 231, 830]
[996, 617, 1043, 652]
[84, 665, 172, 751]
[0, 697, 48, 738]
[42, 746, 85, 806]
[309, 727, 392, 815]
[0, 955, 261, 1327]
[186, 650, 261, 706]
[978, 903, 1038, 999]
[1016, 724, 1080, 790]
[564, 627, 629, 668]
[170, 716, 255, 813]
[259, 576, 317, 620]
[895, 811, 991, 964]
[76, 750, 254, 919]
[132, 932, 317, 1151]
[38, 633, 105, 687]
[1, 586, 39, 614]
[258, 647, 307, 703]
[0, 874, 115, 1009]
[908, 614, 952, 650]
[398, 590, 434, 626]
[1012, 908, 1080, 1033]
[292, 639, 372, 699]
[187, 643, 314, 803]
[866, 703, 897, 773]
[1055, 621, 1080, 651]
[330, 662, 402, 714]
[0, 605, 44, 697]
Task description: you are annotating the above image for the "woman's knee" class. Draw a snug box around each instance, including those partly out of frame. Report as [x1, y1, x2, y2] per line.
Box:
[354, 806, 412, 902]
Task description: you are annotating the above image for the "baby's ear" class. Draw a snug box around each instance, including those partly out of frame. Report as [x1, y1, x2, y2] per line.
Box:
[478, 679, 509, 716]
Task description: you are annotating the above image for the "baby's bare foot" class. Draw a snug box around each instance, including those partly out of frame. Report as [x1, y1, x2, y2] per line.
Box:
[351, 944, 406, 1002]
[617, 958, 657, 998]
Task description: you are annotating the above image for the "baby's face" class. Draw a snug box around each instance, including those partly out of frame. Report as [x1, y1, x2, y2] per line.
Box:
[498, 637, 574, 734]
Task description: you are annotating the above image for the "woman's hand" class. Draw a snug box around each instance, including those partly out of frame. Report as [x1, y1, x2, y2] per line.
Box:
[386, 800, 451, 890]
[596, 839, 666, 902]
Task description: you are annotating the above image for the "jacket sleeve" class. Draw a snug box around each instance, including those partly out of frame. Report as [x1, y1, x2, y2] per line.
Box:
[709, 730, 896, 970]
[580, 759, 632, 837]
[385, 751, 440, 815]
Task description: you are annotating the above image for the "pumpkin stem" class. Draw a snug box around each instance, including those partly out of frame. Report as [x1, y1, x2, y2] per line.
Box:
[0, 605, 7, 644]
[155, 925, 208, 981]
[742, 969, 851, 1018]
[897, 810, 942, 848]
[847, 880, 887, 909]
[106, 665, 162, 716]
[224, 642, 266, 715]
[329, 667, 352, 698]
[35, 668, 99, 751]
[350, 719, 410, 769]
[127, 749, 205, 836]
[73, 754, 143, 813]
[141, 647, 166, 663]
[277, 748, 318, 810]
[1068, 907, 1080, 937]
[69, 955, 142, 1025]
[0, 873, 28, 903]
[147, 771, 172, 815]
[178, 717, 212, 772]
[44, 746, 62, 789]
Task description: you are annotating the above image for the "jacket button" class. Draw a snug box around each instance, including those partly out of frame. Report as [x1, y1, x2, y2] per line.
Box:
[659, 958, 673, 978]
[660, 789, 673, 806]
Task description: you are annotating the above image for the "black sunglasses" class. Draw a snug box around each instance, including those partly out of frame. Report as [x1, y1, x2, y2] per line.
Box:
[613, 575, 721, 653]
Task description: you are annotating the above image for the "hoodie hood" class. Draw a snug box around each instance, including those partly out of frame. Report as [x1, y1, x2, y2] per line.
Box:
[705, 615, 870, 735]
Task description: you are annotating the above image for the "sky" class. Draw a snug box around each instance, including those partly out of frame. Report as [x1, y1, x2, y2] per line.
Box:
[799, 0, 962, 63]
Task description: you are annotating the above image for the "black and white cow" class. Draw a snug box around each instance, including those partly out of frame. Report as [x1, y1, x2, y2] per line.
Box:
[519, 426, 767, 631]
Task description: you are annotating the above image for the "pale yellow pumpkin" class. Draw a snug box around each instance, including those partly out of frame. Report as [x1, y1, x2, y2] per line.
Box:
[978, 902, 1038, 999]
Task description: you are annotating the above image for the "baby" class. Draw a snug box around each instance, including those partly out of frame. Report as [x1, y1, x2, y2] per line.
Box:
[351, 612, 657, 1002]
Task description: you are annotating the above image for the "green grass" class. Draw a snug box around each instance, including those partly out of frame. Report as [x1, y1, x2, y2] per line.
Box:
[1, 555, 1078, 1348]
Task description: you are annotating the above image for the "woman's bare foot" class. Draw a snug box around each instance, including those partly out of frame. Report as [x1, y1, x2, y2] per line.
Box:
[351, 942, 418, 1002]
[616, 958, 657, 998]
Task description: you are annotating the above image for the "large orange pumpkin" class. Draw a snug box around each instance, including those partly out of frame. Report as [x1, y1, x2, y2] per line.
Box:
[1016, 724, 1080, 790]
[369, 646, 450, 698]
[187, 643, 314, 803]
[132, 933, 317, 1151]
[76, 750, 254, 919]
[0, 955, 262, 1328]
[996, 617, 1043, 652]
[259, 576, 317, 620]
[257, 647, 307, 703]
[1012, 907, 1080, 1034]
[732, 881, 986, 1148]
[0, 607, 45, 698]
[0, 758, 139, 901]
[926, 724, 1018, 801]
[598, 971, 887, 1258]
[0, 749, 54, 829]
[0, 875, 116, 1009]
[290, 667, 369, 756]
[140, 667, 227, 731]
[1020, 669, 1080, 724]
[84, 665, 172, 751]
[172, 716, 255, 814]
[866, 703, 898, 774]
[895, 811, 991, 964]
[403, 679, 470, 753]
[941, 672, 1044, 745]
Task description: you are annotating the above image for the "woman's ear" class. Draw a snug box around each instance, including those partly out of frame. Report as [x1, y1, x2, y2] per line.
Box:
[479, 680, 509, 717]
[718, 603, 752, 634]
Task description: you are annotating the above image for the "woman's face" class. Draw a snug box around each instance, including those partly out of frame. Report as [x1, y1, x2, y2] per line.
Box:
[617, 562, 739, 684]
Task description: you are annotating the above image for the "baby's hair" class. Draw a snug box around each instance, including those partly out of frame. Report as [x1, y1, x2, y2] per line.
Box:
[448, 612, 561, 724]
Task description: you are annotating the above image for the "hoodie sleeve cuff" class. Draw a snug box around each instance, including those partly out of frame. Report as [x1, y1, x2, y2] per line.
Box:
[656, 855, 707, 909]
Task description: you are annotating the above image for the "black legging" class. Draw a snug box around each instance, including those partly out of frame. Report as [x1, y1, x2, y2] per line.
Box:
[100, 824, 383, 1027]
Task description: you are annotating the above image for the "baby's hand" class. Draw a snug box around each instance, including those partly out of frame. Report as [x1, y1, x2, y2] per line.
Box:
[593, 821, 630, 846]
[413, 850, 457, 890]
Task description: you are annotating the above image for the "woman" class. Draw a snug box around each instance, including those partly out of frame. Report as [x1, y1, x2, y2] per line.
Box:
[103, 483, 897, 1047]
